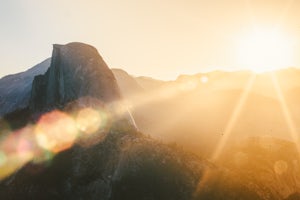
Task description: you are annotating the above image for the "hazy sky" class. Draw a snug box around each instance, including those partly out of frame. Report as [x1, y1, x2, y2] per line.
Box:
[1, 0, 300, 80]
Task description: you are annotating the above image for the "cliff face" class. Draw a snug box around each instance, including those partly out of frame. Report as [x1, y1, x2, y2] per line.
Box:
[29, 43, 121, 112]
[0, 58, 50, 116]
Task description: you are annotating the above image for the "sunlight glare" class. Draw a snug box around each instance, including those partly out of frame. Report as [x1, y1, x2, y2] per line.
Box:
[271, 73, 300, 154]
[76, 108, 103, 135]
[211, 74, 256, 161]
[0, 151, 7, 167]
[200, 76, 208, 83]
[35, 110, 78, 153]
[195, 74, 256, 195]
[237, 28, 294, 72]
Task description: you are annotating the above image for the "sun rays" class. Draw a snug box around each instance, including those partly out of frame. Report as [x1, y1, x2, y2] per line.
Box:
[0, 68, 300, 187]
[194, 0, 299, 193]
[210, 73, 257, 161]
[194, 73, 256, 195]
[195, 73, 300, 193]
[238, 0, 296, 73]
[271, 72, 300, 154]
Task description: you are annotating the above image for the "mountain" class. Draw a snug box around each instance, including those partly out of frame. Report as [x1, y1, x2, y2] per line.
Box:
[135, 76, 166, 90]
[110, 68, 300, 199]
[0, 58, 51, 116]
[220, 137, 300, 200]
[1, 42, 299, 199]
[111, 68, 144, 98]
[111, 69, 300, 152]
[29, 43, 122, 113]
[0, 42, 223, 200]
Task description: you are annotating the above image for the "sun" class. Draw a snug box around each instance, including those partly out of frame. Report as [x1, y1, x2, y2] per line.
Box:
[236, 28, 294, 73]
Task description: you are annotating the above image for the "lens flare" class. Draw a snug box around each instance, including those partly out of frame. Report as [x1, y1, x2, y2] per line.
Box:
[16, 139, 34, 161]
[15, 126, 36, 156]
[76, 108, 103, 135]
[0, 127, 35, 180]
[0, 151, 7, 167]
[200, 76, 208, 83]
[0, 159, 19, 180]
[0, 108, 109, 180]
[33, 149, 54, 164]
[35, 110, 78, 153]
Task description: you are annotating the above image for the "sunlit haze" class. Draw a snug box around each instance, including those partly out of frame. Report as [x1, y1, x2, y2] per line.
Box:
[237, 28, 294, 72]
[2, 2, 300, 198]
[1, 0, 300, 79]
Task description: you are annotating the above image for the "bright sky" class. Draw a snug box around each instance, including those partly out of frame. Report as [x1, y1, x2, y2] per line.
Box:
[1, 0, 300, 80]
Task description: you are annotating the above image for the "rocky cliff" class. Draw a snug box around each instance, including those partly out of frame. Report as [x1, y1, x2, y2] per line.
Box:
[0, 58, 50, 116]
[29, 43, 120, 112]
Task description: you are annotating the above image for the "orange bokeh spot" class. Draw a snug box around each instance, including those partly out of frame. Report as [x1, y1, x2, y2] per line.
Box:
[35, 110, 78, 153]
[76, 108, 103, 135]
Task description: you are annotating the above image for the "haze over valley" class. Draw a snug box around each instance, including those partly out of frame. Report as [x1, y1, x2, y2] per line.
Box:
[1, 1, 300, 199]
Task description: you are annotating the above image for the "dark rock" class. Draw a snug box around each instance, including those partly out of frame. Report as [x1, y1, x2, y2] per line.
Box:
[29, 43, 121, 112]
[0, 58, 50, 116]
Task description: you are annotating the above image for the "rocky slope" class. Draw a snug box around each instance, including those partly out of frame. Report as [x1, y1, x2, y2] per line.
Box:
[0, 42, 209, 200]
[0, 128, 206, 200]
[0, 42, 287, 200]
[220, 137, 300, 200]
[107, 66, 300, 199]
[0, 58, 50, 116]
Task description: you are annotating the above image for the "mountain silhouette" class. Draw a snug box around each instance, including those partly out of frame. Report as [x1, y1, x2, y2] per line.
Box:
[0, 42, 217, 200]
[1, 42, 298, 199]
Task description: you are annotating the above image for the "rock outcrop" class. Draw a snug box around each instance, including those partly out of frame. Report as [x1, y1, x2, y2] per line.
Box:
[27, 42, 136, 130]
[0, 58, 50, 116]
[29, 43, 121, 112]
